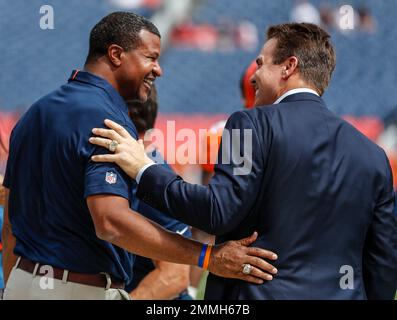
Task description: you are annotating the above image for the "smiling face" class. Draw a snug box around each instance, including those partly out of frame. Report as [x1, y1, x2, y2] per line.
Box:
[118, 29, 162, 101]
[250, 38, 284, 106]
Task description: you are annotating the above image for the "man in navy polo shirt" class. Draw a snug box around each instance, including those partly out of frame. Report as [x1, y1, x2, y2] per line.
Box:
[1, 12, 278, 300]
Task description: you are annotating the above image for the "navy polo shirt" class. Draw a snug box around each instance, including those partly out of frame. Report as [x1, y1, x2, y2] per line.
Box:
[3, 70, 138, 283]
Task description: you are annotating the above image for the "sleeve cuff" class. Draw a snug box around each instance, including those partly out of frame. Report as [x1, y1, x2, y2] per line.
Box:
[136, 163, 157, 184]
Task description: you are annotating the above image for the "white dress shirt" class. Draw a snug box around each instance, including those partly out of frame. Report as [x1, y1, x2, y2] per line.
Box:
[273, 88, 319, 104]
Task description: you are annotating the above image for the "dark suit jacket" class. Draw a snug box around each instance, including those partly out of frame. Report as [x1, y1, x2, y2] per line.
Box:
[137, 93, 397, 299]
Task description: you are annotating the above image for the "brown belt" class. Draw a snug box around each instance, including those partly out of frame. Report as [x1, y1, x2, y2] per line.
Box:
[17, 257, 125, 290]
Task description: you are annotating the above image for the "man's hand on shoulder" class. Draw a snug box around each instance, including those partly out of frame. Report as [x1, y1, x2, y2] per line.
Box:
[89, 119, 153, 179]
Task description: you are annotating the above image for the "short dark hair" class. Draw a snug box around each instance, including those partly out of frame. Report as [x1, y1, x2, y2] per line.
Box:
[85, 12, 160, 64]
[127, 86, 158, 134]
[267, 23, 336, 96]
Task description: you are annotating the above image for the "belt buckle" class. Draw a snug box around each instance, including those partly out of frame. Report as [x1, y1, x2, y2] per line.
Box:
[100, 272, 112, 290]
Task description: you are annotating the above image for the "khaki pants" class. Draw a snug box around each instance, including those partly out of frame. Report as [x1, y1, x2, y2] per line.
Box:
[3, 264, 131, 300]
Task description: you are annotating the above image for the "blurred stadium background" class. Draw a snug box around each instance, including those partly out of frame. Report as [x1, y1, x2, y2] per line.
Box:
[0, 0, 396, 299]
[1, 0, 397, 180]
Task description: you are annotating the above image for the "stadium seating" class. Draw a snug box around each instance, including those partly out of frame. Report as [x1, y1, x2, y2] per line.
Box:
[0, 0, 156, 111]
[0, 0, 396, 119]
[157, 0, 397, 117]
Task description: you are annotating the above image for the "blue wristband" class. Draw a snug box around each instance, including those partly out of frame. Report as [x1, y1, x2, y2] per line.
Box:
[198, 244, 208, 268]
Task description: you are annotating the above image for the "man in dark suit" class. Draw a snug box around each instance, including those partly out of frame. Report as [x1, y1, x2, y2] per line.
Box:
[89, 23, 397, 299]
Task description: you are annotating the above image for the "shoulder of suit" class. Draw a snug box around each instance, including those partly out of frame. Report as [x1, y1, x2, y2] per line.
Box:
[230, 105, 277, 119]
[332, 116, 390, 171]
[224, 108, 275, 135]
[238, 105, 278, 124]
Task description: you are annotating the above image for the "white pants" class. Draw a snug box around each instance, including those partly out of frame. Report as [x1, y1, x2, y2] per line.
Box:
[3, 266, 130, 300]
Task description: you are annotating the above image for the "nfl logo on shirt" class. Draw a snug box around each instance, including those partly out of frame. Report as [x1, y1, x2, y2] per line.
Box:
[105, 171, 117, 184]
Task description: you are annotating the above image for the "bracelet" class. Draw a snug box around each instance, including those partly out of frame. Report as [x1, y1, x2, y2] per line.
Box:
[198, 244, 208, 268]
[198, 244, 213, 269]
[202, 244, 213, 270]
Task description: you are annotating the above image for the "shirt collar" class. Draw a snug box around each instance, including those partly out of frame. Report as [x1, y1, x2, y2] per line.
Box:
[273, 88, 319, 104]
[68, 69, 128, 113]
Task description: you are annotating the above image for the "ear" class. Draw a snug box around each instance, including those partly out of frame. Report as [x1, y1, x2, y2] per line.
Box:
[107, 44, 124, 67]
[282, 56, 298, 79]
[249, 73, 256, 86]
